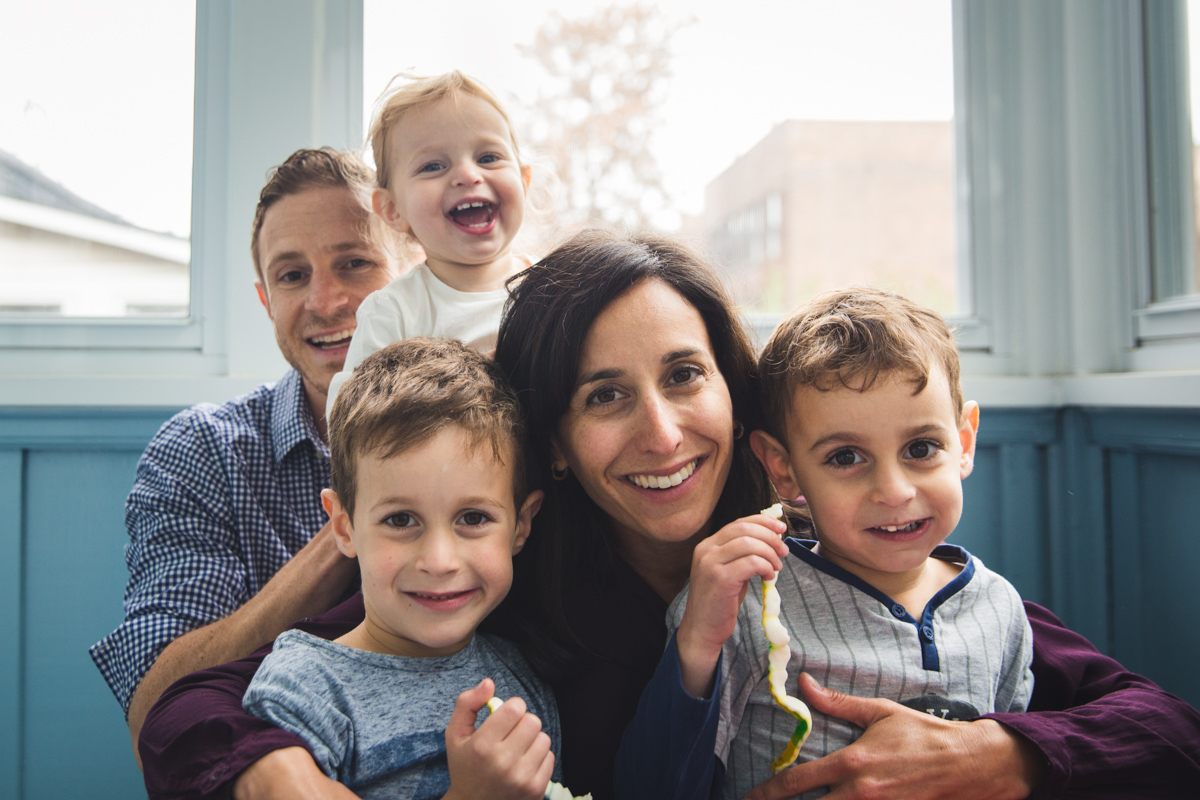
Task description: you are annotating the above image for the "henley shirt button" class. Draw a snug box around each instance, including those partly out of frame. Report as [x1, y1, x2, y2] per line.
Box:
[921, 625, 934, 641]
[890, 603, 906, 618]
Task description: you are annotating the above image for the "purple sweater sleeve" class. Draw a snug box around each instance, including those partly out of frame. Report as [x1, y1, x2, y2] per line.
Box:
[138, 592, 366, 800]
[985, 602, 1200, 799]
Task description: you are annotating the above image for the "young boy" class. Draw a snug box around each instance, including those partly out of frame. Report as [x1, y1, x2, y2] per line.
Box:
[325, 71, 533, 418]
[244, 338, 558, 800]
[660, 287, 1034, 799]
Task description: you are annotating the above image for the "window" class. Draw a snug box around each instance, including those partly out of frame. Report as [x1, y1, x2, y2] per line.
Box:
[0, 1, 195, 321]
[363, 0, 959, 322]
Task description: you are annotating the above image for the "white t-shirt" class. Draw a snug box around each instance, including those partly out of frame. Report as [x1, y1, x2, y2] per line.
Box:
[326, 262, 509, 419]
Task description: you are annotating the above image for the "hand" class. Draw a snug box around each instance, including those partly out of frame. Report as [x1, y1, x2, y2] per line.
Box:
[232, 747, 359, 800]
[742, 674, 1042, 800]
[443, 679, 555, 800]
[675, 513, 788, 698]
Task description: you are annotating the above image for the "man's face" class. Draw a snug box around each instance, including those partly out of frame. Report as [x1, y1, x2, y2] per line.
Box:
[255, 186, 398, 411]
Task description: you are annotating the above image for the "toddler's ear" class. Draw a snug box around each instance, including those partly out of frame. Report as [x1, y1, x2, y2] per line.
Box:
[372, 188, 412, 235]
[322, 488, 358, 558]
[512, 490, 544, 555]
[521, 164, 532, 192]
[749, 430, 803, 501]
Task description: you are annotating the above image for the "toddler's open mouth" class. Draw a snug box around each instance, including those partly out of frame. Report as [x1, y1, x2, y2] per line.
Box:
[448, 201, 496, 229]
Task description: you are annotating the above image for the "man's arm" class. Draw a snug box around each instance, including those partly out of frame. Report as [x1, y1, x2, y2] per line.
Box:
[126, 518, 357, 764]
[139, 593, 366, 800]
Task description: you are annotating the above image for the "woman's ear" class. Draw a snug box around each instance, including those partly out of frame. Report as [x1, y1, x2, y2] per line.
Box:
[372, 188, 411, 235]
[549, 438, 568, 476]
[322, 488, 358, 559]
[749, 430, 803, 501]
[958, 401, 980, 479]
[512, 490, 544, 555]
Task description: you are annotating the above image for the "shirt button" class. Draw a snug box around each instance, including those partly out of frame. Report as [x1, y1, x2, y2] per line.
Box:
[921, 625, 934, 641]
[890, 603, 906, 618]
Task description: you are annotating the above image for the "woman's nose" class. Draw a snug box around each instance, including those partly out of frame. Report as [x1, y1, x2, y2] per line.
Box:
[638, 394, 684, 454]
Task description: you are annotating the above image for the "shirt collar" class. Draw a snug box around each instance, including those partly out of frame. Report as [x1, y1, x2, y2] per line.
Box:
[271, 369, 330, 464]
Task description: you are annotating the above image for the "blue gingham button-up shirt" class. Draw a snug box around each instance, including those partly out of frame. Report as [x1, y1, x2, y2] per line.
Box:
[90, 369, 331, 714]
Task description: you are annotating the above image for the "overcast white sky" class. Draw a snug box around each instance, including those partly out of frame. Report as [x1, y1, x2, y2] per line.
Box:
[6, 1, 1197, 240]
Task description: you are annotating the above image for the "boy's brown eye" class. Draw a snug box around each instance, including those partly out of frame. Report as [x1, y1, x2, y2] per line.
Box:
[907, 440, 937, 459]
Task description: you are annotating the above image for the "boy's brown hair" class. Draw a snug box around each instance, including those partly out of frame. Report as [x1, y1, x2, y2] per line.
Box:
[328, 337, 528, 519]
[369, 71, 520, 192]
[759, 287, 964, 439]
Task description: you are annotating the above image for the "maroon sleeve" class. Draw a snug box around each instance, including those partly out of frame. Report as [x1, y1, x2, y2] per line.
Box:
[138, 592, 366, 800]
[983, 601, 1200, 799]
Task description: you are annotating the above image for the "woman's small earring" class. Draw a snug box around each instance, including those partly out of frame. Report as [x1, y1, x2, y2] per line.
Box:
[733, 421, 745, 440]
[551, 463, 569, 481]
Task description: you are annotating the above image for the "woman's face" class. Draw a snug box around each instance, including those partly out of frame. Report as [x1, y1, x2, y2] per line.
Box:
[553, 278, 735, 553]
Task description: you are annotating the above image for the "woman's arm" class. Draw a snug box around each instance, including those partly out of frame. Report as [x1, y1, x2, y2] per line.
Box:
[743, 602, 1200, 800]
[613, 630, 725, 800]
[139, 593, 366, 800]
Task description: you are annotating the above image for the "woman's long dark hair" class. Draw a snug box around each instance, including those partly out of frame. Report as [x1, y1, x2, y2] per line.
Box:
[494, 229, 773, 680]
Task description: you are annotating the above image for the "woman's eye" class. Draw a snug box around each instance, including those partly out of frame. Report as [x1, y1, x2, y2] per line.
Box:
[586, 386, 623, 406]
[906, 440, 940, 460]
[459, 511, 490, 527]
[667, 365, 702, 386]
[384, 512, 416, 528]
[828, 449, 864, 468]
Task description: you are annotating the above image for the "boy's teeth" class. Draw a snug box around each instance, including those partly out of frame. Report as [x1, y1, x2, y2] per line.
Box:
[629, 460, 697, 489]
[879, 520, 922, 532]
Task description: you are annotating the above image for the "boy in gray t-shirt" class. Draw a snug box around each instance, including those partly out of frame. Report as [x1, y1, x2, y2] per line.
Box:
[244, 339, 558, 800]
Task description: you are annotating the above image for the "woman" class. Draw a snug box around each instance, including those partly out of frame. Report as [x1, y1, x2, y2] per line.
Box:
[141, 230, 1200, 800]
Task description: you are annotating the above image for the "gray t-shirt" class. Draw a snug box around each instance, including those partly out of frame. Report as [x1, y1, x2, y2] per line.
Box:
[669, 541, 1033, 800]
[244, 629, 561, 800]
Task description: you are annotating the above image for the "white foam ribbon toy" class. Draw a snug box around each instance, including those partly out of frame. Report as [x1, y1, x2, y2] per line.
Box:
[759, 503, 813, 773]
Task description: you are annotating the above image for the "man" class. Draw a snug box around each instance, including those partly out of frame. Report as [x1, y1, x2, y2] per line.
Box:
[89, 148, 401, 761]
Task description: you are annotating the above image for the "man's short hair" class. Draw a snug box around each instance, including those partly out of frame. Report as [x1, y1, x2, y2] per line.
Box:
[250, 147, 379, 282]
[759, 287, 964, 439]
[328, 337, 529, 519]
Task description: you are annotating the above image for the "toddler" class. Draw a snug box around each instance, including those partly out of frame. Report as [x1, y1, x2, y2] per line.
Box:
[327, 71, 532, 417]
[245, 338, 557, 800]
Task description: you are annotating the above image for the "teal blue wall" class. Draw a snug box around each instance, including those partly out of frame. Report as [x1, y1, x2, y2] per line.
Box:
[1, 405, 1198, 798]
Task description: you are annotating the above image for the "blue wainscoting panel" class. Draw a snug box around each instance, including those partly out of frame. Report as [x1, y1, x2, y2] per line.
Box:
[1, 450, 23, 800]
[22, 449, 148, 799]
[1, 407, 177, 800]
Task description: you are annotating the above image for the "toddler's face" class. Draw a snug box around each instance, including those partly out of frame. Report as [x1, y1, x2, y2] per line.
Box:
[777, 364, 977, 588]
[339, 426, 538, 658]
[378, 93, 529, 285]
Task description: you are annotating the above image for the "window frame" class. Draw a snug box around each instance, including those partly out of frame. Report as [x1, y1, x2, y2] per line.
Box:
[0, 0, 365, 406]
